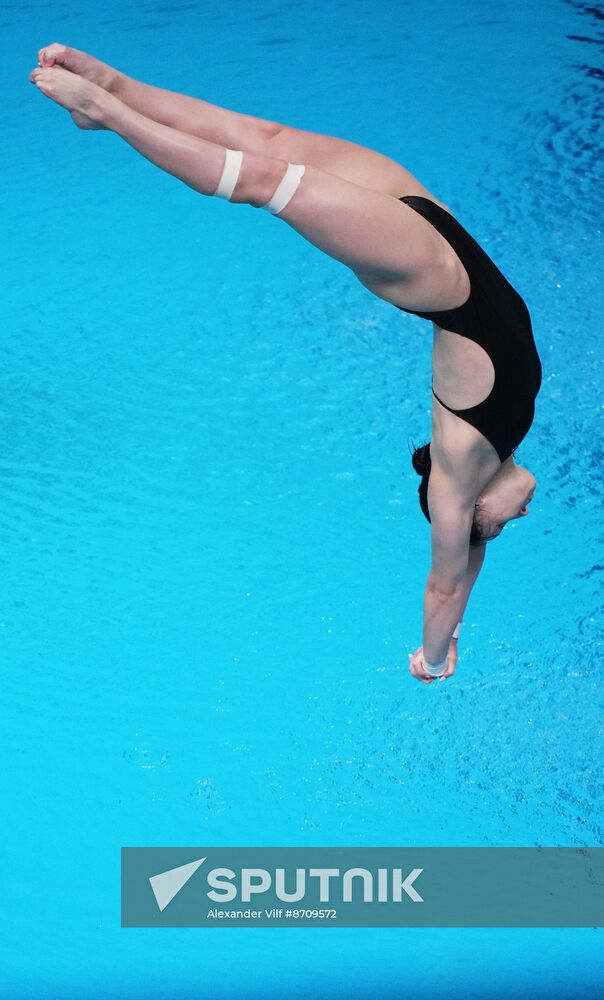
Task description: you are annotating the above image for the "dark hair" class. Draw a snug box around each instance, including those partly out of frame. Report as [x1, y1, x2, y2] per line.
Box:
[409, 439, 432, 524]
[409, 439, 486, 546]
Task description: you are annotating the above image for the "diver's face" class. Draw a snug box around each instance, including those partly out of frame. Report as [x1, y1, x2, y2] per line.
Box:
[474, 465, 537, 542]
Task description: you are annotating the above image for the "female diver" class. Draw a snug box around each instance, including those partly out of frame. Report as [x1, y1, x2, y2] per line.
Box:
[30, 44, 542, 684]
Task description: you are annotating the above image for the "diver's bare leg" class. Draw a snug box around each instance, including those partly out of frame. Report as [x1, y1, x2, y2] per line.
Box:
[29, 65, 446, 294]
[108, 72, 434, 198]
[36, 42, 442, 201]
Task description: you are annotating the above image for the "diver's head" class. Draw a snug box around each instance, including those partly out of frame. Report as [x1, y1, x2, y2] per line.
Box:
[471, 460, 537, 542]
[409, 440, 537, 546]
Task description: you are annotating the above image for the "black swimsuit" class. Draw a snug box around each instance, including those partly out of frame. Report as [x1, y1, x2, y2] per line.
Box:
[396, 195, 542, 463]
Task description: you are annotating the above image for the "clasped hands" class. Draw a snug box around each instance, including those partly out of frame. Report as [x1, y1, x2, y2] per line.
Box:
[408, 638, 458, 685]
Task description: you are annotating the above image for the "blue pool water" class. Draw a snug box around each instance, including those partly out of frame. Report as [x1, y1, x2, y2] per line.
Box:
[2, 0, 603, 996]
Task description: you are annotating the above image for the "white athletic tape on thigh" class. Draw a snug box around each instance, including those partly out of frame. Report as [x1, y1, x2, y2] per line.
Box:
[214, 148, 244, 200]
[262, 163, 306, 215]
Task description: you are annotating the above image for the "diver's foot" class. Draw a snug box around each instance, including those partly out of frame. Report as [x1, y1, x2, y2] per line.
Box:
[30, 64, 109, 130]
[37, 43, 120, 93]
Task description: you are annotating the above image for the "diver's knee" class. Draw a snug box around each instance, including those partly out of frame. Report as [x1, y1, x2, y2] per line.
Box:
[212, 148, 305, 213]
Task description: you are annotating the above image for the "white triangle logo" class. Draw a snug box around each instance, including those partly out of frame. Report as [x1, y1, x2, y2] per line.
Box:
[149, 857, 206, 912]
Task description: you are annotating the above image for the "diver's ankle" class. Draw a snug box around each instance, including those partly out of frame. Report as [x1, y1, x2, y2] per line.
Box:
[106, 68, 127, 97]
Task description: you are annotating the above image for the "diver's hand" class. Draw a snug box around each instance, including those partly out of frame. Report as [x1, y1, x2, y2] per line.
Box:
[408, 640, 457, 684]
[442, 638, 458, 679]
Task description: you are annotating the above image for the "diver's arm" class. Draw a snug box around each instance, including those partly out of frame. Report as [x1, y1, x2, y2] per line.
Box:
[421, 459, 477, 665]
[456, 541, 487, 623]
[422, 579, 466, 667]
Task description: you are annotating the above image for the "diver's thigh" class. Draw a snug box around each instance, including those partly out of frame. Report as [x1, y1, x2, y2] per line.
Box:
[268, 123, 442, 201]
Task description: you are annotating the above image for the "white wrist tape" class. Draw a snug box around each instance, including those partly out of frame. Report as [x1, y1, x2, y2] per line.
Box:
[452, 621, 462, 639]
[214, 148, 243, 200]
[262, 162, 306, 215]
[422, 655, 448, 678]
